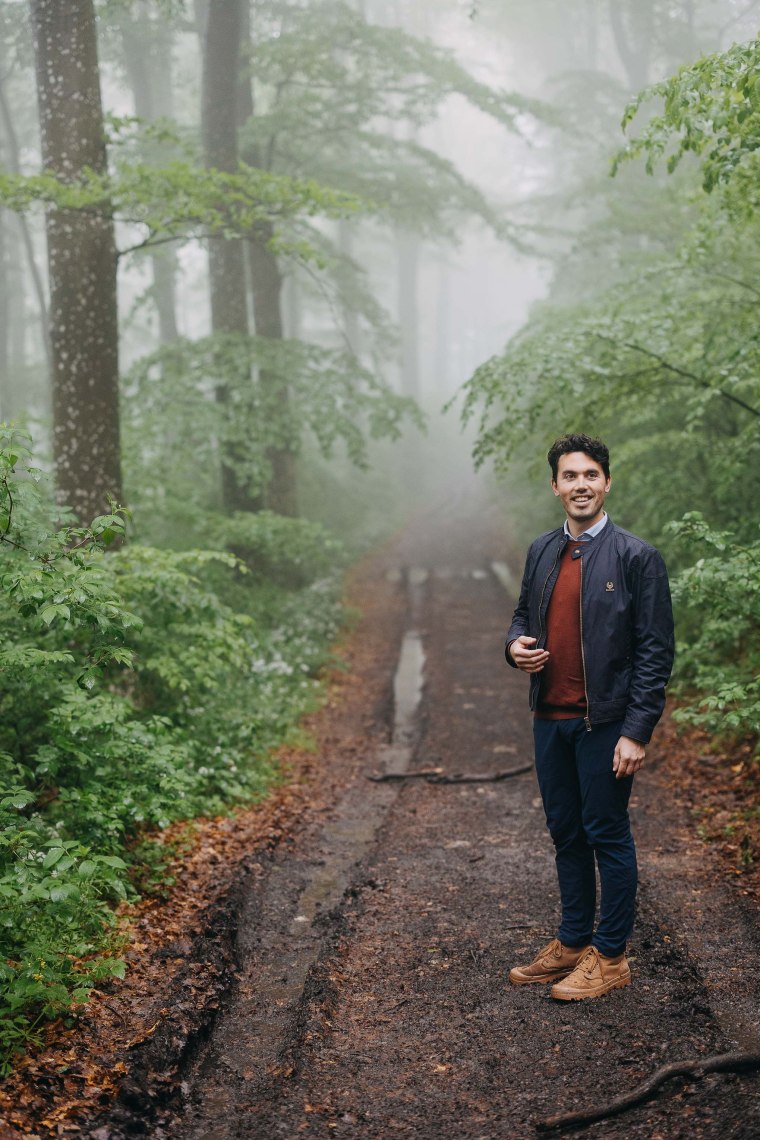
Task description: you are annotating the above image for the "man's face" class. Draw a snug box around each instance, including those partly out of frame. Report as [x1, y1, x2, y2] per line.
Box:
[552, 451, 610, 531]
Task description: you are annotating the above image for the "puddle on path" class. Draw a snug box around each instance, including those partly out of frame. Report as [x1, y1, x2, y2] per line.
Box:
[184, 576, 428, 1136]
[393, 630, 424, 747]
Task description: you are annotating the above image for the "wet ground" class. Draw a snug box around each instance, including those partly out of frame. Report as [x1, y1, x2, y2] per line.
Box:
[93, 482, 759, 1139]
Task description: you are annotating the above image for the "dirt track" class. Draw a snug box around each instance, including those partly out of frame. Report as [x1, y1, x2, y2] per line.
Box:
[98, 482, 760, 1139]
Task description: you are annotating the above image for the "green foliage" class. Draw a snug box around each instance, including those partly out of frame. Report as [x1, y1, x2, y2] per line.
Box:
[122, 332, 421, 526]
[666, 515, 759, 743]
[0, 431, 345, 1068]
[0, 161, 362, 259]
[616, 37, 760, 212]
[210, 511, 346, 587]
[458, 34, 760, 757]
[243, 0, 548, 242]
[458, 229, 759, 544]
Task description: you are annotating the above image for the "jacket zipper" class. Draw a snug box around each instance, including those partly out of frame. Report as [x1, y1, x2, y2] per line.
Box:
[579, 556, 592, 731]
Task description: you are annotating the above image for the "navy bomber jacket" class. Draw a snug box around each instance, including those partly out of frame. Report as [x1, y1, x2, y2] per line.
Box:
[505, 518, 675, 744]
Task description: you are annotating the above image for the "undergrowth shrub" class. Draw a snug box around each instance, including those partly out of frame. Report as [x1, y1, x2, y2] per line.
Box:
[668, 513, 760, 746]
[0, 428, 345, 1070]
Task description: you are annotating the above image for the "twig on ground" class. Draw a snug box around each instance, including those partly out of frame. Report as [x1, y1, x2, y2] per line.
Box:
[536, 1051, 760, 1133]
[367, 764, 532, 784]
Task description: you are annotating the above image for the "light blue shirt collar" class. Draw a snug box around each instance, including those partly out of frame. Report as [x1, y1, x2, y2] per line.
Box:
[563, 512, 608, 542]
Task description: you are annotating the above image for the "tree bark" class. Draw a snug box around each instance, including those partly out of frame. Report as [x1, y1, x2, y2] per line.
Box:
[202, 0, 256, 513]
[30, 0, 122, 520]
[247, 238, 297, 515]
[120, 3, 179, 343]
[239, 4, 298, 516]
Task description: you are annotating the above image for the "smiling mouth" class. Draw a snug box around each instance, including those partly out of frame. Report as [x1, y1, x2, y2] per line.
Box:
[573, 496, 592, 505]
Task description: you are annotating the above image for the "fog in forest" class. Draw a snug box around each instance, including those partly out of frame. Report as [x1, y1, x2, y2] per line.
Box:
[1, 0, 759, 1081]
[1, 0, 754, 542]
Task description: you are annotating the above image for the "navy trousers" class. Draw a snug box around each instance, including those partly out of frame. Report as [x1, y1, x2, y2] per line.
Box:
[533, 717, 637, 958]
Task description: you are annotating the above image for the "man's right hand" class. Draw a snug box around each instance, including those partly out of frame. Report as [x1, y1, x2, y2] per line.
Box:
[508, 635, 550, 673]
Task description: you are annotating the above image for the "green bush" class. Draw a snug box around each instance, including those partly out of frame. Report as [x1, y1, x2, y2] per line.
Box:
[668, 513, 760, 744]
[0, 427, 345, 1070]
[210, 510, 345, 587]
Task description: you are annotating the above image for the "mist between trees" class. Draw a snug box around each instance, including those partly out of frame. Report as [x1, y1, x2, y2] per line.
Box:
[0, 0, 757, 1067]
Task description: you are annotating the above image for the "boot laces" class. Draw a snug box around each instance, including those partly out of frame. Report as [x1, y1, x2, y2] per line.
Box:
[577, 946, 599, 976]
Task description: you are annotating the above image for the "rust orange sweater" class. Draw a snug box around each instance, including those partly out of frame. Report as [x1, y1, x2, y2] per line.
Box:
[535, 542, 587, 720]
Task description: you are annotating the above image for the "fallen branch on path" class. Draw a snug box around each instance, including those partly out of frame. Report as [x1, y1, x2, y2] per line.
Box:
[536, 1051, 760, 1133]
[367, 763, 532, 784]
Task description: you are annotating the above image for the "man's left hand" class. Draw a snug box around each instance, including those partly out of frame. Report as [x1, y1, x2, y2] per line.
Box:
[613, 736, 646, 779]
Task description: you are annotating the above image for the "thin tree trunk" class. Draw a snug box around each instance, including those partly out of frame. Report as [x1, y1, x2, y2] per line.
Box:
[338, 219, 361, 353]
[433, 263, 450, 398]
[193, 0, 210, 41]
[30, 0, 122, 520]
[120, 4, 179, 343]
[283, 270, 301, 339]
[239, 3, 298, 516]
[202, 0, 256, 513]
[608, 0, 654, 90]
[0, 61, 51, 369]
[247, 239, 297, 515]
[0, 206, 8, 408]
[397, 229, 421, 402]
[8, 253, 26, 402]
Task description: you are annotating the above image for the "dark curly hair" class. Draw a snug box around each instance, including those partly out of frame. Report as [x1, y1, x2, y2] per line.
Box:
[547, 433, 610, 481]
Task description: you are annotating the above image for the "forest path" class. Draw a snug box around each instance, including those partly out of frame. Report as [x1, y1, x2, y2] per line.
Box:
[125, 482, 759, 1138]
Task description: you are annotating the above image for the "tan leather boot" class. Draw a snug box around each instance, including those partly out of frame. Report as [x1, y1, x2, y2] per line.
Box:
[509, 938, 589, 985]
[550, 945, 631, 1000]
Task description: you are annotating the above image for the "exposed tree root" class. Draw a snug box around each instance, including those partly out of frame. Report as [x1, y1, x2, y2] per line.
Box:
[367, 763, 532, 784]
[536, 1051, 760, 1133]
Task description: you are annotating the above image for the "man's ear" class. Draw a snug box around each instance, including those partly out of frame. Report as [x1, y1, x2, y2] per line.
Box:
[551, 480, 559, 497]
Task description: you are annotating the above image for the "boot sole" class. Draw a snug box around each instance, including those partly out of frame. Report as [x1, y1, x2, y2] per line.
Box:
[509, 967, 575, 986]
[551, 972, 631, 1001]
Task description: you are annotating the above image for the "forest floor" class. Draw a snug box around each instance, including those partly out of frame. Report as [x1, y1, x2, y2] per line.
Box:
[1, 479, 759, 1140]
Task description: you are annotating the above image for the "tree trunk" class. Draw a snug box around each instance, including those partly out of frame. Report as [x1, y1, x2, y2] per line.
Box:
[0, 206, 8, 409]
[338, 219, 361, 353]
[433, 263, 450, 399]
[247, 239, 297, 516]
[240, 4, 298, 516]
[120, 4, 179, 343]
[202, 0, 256, 513]
[283, 270, 302, 340]
[397, 229, 421, 402]
[608, 0, 654, 90]
[0, 47, 51, 370]
[30, 0, 122, 520]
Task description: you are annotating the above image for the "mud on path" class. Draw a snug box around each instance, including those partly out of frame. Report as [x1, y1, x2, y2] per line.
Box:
[100, 483, 758, 1139]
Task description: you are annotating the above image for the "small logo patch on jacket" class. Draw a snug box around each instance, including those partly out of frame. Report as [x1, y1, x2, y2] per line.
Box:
[606, 581, 615, 592]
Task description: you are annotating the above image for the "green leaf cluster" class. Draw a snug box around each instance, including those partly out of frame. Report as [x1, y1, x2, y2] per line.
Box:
[122, 331, 421, 529]
[0, 161, 362, 259]
[0, 430, 345, 1068]
[458, 37, 760, 747]
[666, 514, 759, 742]
[616, 37, 760, 212]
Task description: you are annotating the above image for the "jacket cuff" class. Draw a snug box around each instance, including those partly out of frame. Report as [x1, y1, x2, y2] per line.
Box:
[619, 717, 652, 745]
[505, 639, 518, 668]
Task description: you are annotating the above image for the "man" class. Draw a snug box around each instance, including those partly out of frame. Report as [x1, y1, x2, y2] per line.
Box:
[506, 433, 674, 1001]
